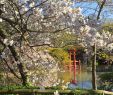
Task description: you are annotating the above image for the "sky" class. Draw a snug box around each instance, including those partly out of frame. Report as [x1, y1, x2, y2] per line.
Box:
[74, 1, 113, 21]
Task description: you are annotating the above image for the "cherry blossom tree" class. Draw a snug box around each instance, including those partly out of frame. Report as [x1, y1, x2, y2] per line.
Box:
[0, 0, 113, 88]
[0, 0, 89, 86]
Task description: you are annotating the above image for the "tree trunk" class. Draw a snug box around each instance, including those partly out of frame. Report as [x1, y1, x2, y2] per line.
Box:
[92, 43, 97, 90]
[17, 63, 27, 86]
[8, 46, 28, 86]
[0, 30, 27, 86]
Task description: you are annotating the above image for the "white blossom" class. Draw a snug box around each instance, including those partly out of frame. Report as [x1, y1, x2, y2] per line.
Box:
[62, 80, 64, 83]
[80, 27, 84, 32]
[3, 39, 8, 45]
[96, 39, 106, 47]
[61, 85, 67, 90]
[66, 82, 70, 86]
[95, 32, 101, 38]
[9, 40, 14, 46]
[10, 17, 13, 20]
[53, 84, 57, 87]
[24, 7, 29, 11]
[0, 18, 3, 22]
[54, 90, 59, 95]
[78, 7, 82, 13]
[15, 11, 18, 15]
[0, 0, 5, 4]
[106, 43, 113, 50]
[24, 0, 29, 3]
[29, 2, 35, 7]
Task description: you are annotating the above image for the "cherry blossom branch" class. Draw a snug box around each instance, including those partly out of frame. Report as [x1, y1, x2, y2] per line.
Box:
[22, 0, 48, 16]
[3, 58, 21, 79]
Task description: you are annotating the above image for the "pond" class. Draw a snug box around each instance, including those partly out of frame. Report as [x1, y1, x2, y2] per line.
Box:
[58, 65, 101, 89]
[58, 65, 113, 89]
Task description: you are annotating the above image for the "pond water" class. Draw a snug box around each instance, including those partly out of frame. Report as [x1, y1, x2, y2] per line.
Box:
[58, 65, 93, 89]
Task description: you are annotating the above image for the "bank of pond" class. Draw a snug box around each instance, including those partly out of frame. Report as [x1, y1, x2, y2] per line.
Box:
[0, 87, 113, 95]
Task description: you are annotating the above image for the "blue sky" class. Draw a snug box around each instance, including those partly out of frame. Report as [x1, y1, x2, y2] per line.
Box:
[74, 2, 98, 16]
[74, 1, 113, 20]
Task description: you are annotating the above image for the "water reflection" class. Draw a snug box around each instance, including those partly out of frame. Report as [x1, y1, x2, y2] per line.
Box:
[58, 65, 92, 89]
[76, 71, 92, 89]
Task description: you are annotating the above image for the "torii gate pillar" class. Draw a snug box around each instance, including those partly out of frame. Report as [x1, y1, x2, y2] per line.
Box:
[68, 49, 80, 84]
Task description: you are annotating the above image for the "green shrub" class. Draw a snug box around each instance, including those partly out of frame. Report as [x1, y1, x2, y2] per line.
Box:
[98, 72, 113, 90]
[49, 48, 70, 64]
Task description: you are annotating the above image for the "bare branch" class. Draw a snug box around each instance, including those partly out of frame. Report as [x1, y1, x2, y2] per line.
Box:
[29, 43, 53, 47]
[27, 27, 69, 34]
[97, 0, 106, 20]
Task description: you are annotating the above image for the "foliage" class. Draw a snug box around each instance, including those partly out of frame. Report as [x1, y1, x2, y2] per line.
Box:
[0, 85, 64, 91]
[76, 48, 85, 63]
[98, 52, 108, 59]
[96, 50, 109, 65]
[98, 72, 113, 90]
[0, 88, 112, 95]
[0, 73, 3, 82]
[0, 85, 62, 91]
[49, 48, 70, 64]
[102, 23, 113, 34]
[99, 72, 113, 82]
[51, 32, 77, 48]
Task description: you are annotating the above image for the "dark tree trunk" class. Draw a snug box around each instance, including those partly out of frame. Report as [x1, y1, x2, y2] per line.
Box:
[17, 63, 27, 86]
[0, 30, 27, 86]
[92, 43, 97, 90]
[97, 0, 106, 20]
[8, 46, 27, 86]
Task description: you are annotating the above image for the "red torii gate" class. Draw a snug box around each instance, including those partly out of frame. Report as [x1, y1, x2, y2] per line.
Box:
[68, 49, 81, 84]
